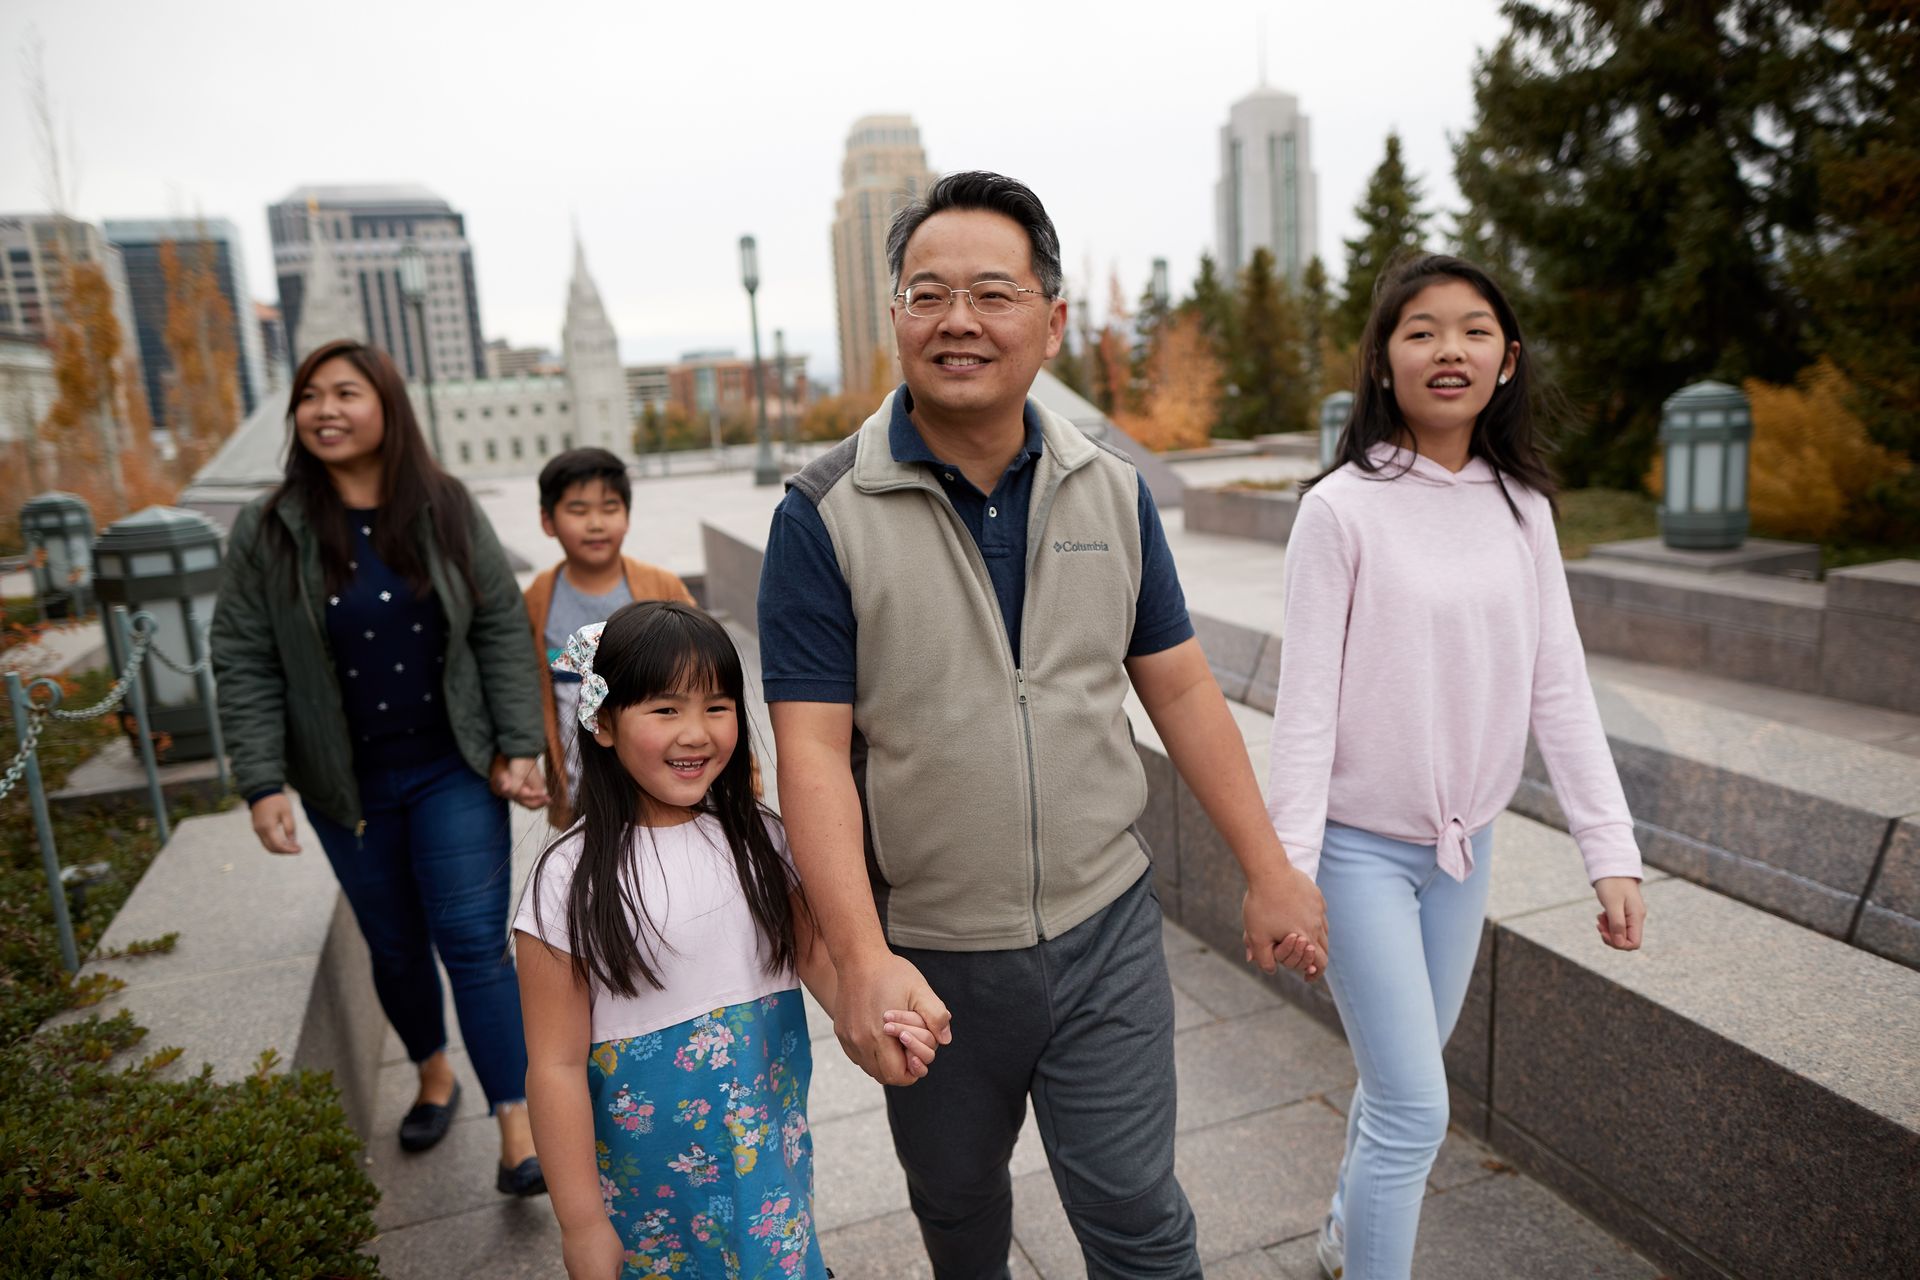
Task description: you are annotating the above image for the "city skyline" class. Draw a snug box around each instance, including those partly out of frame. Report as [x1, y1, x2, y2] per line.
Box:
[0, 0, 1511, 388]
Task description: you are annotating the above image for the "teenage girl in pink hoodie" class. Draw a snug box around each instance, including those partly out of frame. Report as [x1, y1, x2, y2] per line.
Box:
[1266, 253, 1648, 1280]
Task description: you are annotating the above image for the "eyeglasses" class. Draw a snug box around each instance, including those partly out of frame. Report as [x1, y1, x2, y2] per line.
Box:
[895, 280, 1049, 318]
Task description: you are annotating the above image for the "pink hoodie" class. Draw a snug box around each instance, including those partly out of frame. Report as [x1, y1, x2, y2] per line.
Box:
[1265, 444, 1642, 885]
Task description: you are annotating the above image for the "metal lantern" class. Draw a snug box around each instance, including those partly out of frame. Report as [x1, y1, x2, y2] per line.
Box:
[1319, 391, 1354, 470]
[20, 491, 96, 620]
[1659, 380, 1752, 551]
[91, 506, 225, 760]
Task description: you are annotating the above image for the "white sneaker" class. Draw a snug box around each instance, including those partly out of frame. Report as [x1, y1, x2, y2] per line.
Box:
[1316, 1213, 1345, 1280]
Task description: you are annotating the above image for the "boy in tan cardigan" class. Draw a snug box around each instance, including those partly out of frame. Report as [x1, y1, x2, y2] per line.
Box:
[523, 448, 693, 829]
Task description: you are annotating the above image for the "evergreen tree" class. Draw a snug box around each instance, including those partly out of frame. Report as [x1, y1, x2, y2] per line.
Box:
[1222, 248, 1309, 438]
[1335, 132, 1431, 347]
[1790, 0, 1920, 458]
[1453, 0, 1826, 486]
[1182, 254, 1234, 352]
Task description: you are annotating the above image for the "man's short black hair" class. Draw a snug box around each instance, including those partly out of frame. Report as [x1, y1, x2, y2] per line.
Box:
[885, 171, 1064, 300]
[538, 447, 631, 515]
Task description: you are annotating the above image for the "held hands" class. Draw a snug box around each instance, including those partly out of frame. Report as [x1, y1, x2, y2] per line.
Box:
[835, 952, 952, 1087]
[249, 793, 302, 854]
[1594, 877, 1647, 950]
[560, 1217, 626, 1280]
[1242, 865, 1330, 981]
[882, 1007, 944, 1080]
[490, 757, 550, 810]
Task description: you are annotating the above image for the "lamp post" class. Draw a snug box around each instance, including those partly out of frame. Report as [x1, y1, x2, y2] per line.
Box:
[397, 243, 445, 462]
[740, 235, 780, 486]
[1319, 390, 1353, 470]
[1659, 380, 1752, 550]
[20, 492, 95, 621]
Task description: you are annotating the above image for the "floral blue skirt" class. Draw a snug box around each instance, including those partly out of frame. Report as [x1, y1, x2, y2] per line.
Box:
[589, 990, 827, 1279]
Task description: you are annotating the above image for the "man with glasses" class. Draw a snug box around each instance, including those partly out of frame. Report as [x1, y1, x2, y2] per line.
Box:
[759, 171, 1327, 1279]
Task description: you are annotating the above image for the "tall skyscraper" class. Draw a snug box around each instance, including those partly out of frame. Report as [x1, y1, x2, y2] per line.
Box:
[1215, 88, 1319, 283]
[267, 184, 486, 378]
[105, 218, 270, 423]
[831, 115, 936, 396]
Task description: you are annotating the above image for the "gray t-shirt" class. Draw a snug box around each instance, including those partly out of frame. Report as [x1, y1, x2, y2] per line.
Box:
[546, 572, 634, 793]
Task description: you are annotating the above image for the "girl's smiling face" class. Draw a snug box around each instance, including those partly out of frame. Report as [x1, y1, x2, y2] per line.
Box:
[593, 680, 739, 825]
[1385, 279, 1521, 438]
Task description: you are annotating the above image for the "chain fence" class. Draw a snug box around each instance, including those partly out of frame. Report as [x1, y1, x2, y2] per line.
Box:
[4, 606, 224, 972]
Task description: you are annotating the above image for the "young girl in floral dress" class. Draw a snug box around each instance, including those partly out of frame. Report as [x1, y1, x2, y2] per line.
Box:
[516, 601, 937, 1278]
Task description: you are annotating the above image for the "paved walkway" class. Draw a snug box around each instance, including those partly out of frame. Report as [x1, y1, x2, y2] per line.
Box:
[368, 463, 1662, 1276]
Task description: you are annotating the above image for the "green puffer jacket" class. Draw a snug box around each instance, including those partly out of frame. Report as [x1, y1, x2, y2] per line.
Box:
[210, 488, 546, 830]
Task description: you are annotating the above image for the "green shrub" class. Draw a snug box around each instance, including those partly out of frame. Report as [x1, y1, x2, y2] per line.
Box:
[2, 667, 383, 1275]
[0, 1023, 381, 1277]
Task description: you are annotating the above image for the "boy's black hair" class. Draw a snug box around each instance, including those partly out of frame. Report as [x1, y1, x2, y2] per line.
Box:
[538, 447, 632, 515]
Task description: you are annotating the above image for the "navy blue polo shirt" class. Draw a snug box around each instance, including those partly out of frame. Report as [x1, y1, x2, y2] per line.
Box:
[759, 387, 1193, 704]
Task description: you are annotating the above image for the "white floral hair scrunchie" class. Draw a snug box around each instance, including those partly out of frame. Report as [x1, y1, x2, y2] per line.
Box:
[552, 621, 609, 733]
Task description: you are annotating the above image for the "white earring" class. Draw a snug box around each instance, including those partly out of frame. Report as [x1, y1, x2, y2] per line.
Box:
[1498, 373, 1510, 385]
[1380, 377, 1391, 389]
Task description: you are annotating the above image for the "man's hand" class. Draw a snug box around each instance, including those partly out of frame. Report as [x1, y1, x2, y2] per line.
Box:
[492, 757, 549, 810]
[249, 793, 301, 854]
[833, 951, 951, 1086]
[1242, 865, 1329, 980]
[1595, 877, 1647, 951]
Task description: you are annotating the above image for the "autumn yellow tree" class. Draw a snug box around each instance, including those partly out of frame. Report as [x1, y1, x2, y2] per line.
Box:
[161, 236, 240, 479]
[1115, 310, 1222, 453]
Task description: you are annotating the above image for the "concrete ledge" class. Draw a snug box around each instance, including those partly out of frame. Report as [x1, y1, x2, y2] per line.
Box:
[1512, 678, 1920, 951]
[1823, 560, 1920, 714]
[1182, 486, 1300, 545]
[55, 801, 385, 1133]
[1491, 879, 1920, 1279]
[1588, 536, 1821, 577]
[1565, 558, 1827, 693]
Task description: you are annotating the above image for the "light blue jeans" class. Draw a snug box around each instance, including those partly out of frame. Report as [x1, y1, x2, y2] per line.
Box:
[1320, 820, 1493, 1280]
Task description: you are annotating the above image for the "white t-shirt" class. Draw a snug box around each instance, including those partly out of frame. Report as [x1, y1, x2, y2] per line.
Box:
[513, 813, 800, 1044]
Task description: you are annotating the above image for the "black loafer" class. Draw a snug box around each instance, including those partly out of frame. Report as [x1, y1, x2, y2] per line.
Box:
[398, 1079, 460, 1152]
[496, 1154, 547, 1197]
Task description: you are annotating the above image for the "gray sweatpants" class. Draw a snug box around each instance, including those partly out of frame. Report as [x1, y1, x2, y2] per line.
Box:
[884, 872, 1201, 1280]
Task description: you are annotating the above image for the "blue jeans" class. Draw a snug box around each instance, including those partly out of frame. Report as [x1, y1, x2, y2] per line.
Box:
[304, 751, 529, 1112]
[1319, 820, 1493, 1280]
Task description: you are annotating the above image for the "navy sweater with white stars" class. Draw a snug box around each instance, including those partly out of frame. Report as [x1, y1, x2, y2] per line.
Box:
[324, 509, 458, 770]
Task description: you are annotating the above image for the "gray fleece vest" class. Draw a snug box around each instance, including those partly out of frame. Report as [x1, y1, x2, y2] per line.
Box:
[789, 392, 1151, 951]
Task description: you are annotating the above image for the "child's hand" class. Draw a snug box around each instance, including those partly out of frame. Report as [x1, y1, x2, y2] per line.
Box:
[883, 1008, 941, 1079]
[1264, 932, 1324, 979]
[561, 1218, 625, 1279]
[1594, 877, 1647, 950]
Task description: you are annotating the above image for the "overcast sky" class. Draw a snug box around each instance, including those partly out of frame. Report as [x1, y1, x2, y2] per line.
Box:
[0, 0, 1512, 388]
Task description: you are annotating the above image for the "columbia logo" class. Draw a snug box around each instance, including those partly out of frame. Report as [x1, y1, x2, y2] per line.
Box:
[1052, 539, 1110, 553]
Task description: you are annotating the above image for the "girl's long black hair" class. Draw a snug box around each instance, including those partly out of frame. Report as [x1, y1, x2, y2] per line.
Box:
[529, 600, 797, 998]
[1307, 252, 1559, 522]
[264, 339, 481, 600]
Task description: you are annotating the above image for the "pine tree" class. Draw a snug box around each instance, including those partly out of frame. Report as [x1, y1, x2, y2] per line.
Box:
[1789, 0, 1920, 458]
[1452, 0, 1826, 486]
[1222, 248, 1309, 438]
[1334, 132, 1431, 347]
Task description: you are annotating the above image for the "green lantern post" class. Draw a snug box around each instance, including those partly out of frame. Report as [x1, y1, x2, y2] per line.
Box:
[20, 492, 96, 621]
[1319, 391, 1353, 470]
[91, 506, 226, 762]
[1659, 380, 1752, 551]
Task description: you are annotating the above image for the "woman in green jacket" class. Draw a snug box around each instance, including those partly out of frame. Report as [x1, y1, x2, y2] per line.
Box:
[213, 339, 549, 1195]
